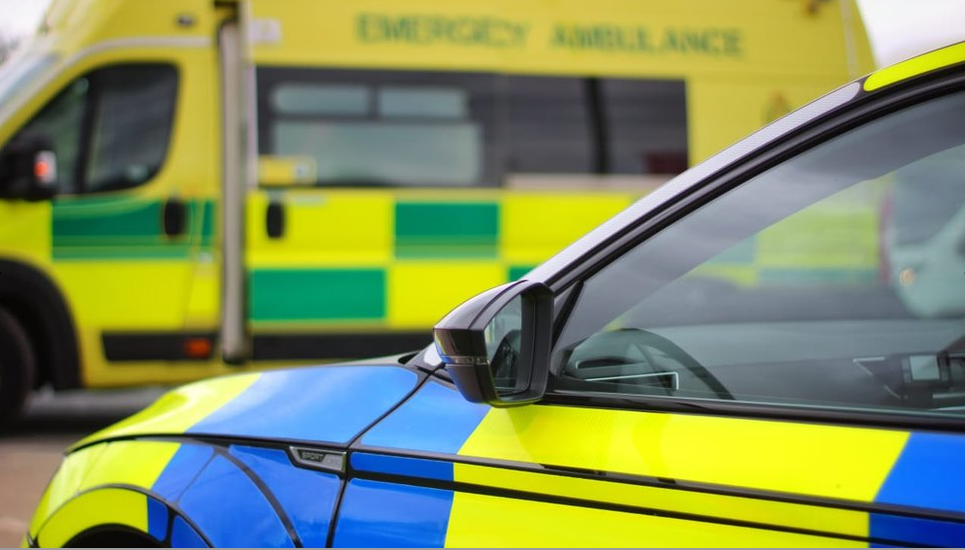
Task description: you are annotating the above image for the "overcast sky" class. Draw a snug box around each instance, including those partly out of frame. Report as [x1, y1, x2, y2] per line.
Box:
[0, 0, 963, 67]
[0, 0, 47, 40]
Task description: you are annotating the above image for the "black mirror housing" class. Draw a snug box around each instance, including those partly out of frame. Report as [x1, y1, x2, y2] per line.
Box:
[433, 279, 553, 407]
[0, 133, 58, 201]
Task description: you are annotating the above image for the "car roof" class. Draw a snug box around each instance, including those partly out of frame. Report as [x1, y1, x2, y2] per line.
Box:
[527, 40, 965, 285]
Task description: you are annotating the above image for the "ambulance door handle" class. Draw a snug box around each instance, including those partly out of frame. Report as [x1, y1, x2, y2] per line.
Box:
[163, 198, 187, 237]
[266, 200, 285, 239]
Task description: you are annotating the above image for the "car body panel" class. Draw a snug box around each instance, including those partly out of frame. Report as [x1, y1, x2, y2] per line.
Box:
[353, 379, 965, 547]
[30, 355, 965, 546]
[228, 445, 339, 548]
[38, 488, 160, 548]
[334, 478, 453, 547]
[174, 452, 294, 547]
[74, 364, 418, 449]
[30, 364, 419, 547]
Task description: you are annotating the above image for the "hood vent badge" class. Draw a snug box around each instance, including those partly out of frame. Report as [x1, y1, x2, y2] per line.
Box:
[289, 446, 346, 473]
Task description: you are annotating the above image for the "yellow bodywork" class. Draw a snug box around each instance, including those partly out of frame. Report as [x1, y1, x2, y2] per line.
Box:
[864, 40, 965, 91]
[29, 440, 180, 546]
[444, 404, 911, 547]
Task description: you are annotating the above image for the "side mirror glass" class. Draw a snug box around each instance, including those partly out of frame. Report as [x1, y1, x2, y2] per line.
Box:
[0, 133, 58, 201]
[433, 280, 553, 407]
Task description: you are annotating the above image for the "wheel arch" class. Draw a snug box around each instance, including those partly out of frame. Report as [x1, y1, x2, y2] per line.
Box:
[0, 258, 81, 389]
[64, 524, 163, 548]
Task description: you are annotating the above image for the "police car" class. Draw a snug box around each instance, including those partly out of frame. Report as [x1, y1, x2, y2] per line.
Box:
[25, 42, 965, 547]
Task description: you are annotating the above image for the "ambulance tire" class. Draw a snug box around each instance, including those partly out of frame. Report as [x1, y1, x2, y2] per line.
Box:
[0, 305, 35, 426]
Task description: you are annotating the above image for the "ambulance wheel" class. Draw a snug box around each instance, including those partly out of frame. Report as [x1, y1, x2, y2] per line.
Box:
[0, 305, 35, 425]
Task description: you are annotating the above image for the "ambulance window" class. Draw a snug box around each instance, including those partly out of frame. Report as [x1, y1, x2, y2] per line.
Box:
[603, 79, 688, 175]
[501, 76, 688, 178]
[9, 77, 88, 194]
[85, 65, 177, 193]
[4, 63, 177, 195]
[256, 68, 688, 187]
[259, 68, 495, 187]
[273, 84, 370, 116]
[502, 76, 592, 174]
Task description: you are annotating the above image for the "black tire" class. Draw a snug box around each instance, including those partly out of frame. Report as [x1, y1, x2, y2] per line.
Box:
[0, 305, 35, 425]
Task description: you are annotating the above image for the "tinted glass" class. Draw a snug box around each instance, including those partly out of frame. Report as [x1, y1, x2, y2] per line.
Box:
[10, 77, 88, 194]
[552, 91, 965, 419]
[256, 68, 688, 187]
[86, 65, 177, 192]
[484, 295, 523, 394]
[5, 63, 177, 195]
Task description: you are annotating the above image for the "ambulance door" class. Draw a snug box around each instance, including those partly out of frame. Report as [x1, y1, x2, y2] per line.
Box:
[7, 45, 221, 386]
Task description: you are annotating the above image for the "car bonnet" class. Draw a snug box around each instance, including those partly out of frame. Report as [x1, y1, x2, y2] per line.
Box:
[71, 363, 420, 451]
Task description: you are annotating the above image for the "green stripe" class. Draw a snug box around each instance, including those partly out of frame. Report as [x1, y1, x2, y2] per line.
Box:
[395, 202, 498, 258]
[199, 200, 214, 246]
[51, 198, 214, 259]
[53, 200, 162, 238]
[249, 269, 385, 321]
[52, 195, 141, 208]
[396, 243, 497, 258]
[508, 266, 535, 281]
[52, 247, 194, 260]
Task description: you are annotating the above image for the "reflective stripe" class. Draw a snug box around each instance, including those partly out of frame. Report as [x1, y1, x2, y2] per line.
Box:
[360, 380, 489, 453]
[352, 452, 455, 482]
[864, 42, 965, 92]
[28, 444, 107, 537]
[875, 432, 965, 514]
[78, 441, 180, 493]
[178, 455, 294, 547]
[37, 488, 150, 547]
[72, 372, 260, 449]
[187, 366, 417, 443]
[451, 462, 870, 538]
[870, 514, 965, 548]
[446, 490, 864, 547]
[229, 445, 340, 548]
[334, 478, 453, 547]
[171, 516, 209, 548]
[147, 498, 168, 541]
[151, 444, 215, 501]
[459, 406, 908, 502]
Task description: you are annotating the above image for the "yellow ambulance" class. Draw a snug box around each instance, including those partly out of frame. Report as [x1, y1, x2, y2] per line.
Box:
[0, 0, 874, 421]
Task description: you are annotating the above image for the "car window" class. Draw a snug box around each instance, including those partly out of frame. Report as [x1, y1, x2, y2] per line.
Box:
[551, 90, 965, 420]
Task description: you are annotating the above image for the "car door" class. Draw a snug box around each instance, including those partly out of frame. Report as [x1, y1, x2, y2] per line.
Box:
[337, 65, 965, 547]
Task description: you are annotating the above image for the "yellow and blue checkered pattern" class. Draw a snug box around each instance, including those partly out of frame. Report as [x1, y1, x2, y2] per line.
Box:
[29, 368, 965, 548]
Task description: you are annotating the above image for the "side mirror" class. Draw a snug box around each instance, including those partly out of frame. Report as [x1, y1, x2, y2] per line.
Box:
[0, 133, 58, 201]
[433, 280, 553, 407]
